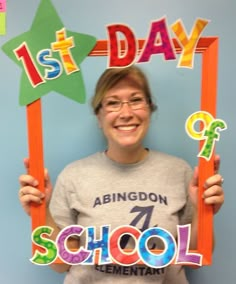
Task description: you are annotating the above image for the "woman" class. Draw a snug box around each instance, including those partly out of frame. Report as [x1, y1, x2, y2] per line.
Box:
[19, 65, 224, 283]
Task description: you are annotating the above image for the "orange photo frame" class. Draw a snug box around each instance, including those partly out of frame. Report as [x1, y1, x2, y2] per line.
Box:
[27, 36, 218, 265]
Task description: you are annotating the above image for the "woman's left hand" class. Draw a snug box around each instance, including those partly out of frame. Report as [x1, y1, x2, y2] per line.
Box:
[189, 155, 224, 215]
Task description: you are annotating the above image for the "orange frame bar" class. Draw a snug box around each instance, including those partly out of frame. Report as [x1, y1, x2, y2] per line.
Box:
[27, 36, 218, 265]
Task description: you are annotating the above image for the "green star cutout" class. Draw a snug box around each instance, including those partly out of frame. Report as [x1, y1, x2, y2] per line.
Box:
[1, 0, 97, 106]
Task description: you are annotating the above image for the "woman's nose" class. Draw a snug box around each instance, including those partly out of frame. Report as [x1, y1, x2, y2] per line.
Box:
[119, 102, 134, 117]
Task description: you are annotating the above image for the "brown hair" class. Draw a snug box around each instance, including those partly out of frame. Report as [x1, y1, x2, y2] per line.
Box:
[91, 65, 157, 114]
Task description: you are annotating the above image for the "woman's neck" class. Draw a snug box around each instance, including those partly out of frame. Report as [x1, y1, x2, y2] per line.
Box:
[105, 146, 148, 164]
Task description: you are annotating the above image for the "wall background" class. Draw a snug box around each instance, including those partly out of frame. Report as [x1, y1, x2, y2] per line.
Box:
[0, 0, 235, 283]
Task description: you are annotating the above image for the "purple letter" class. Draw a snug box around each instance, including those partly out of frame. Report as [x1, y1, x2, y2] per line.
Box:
[176, 225, 202, 266]
[56, 225, 91, 265]
[138, 18, 176, 63]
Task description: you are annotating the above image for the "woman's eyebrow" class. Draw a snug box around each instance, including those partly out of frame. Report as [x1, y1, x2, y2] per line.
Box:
[104, 91, 143, 100]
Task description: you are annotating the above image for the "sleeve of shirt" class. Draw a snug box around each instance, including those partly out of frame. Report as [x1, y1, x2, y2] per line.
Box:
[179, 164, 193, 225]
[49, 168, 78, 229]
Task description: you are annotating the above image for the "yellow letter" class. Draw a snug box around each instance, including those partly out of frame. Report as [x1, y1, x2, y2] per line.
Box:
[171, 18, 209, 68]
[51, 28, 79, 74]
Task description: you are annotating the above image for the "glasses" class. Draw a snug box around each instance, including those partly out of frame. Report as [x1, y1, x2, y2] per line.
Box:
[102, 96, 148, 112]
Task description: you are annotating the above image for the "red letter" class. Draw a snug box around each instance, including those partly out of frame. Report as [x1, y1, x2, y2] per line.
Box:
[138, 18, 176, 63]
[14, 43, 44, 87]
[107, 24, 136, 67]
[109, 225, 141, 266]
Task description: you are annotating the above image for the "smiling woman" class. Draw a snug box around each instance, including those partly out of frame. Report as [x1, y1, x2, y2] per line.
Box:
[93, 66, 157, 164]
[18, 65, 224, 284]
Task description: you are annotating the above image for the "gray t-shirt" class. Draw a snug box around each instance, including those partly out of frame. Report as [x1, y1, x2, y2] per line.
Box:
[50, 150, 193, 284]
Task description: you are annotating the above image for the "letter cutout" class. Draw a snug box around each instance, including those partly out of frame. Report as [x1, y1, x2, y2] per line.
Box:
[185, 111, 227, 161]
[56, 225, 91, 265]
[175, 225, 202, 265]
[37, 49, 62, 80]
[171, 18, 209, 68]
[31, 226, 57, 265]
[83, 226, 110, 265]
[110, 225, 141, 265]
[138, 18, 176, 63]
[14, 43, 45, 87]
[51, 28, 79, 74]
[107, 24, 136, 67]
[138, 227, 176, 268]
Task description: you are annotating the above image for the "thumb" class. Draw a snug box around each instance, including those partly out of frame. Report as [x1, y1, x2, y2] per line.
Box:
[23, 157, 30, 173]
[214, 154, 221, 174]
[44, 168, 51, 187]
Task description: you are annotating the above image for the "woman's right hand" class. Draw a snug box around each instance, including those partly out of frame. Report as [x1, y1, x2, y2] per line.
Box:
[18, 158, 53, 216]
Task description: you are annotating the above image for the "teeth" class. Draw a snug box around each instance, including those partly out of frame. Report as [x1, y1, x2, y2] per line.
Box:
[117, 126, 136, 131]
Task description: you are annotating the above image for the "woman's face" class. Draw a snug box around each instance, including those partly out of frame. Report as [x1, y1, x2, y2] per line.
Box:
[97, 78, 151, 154]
